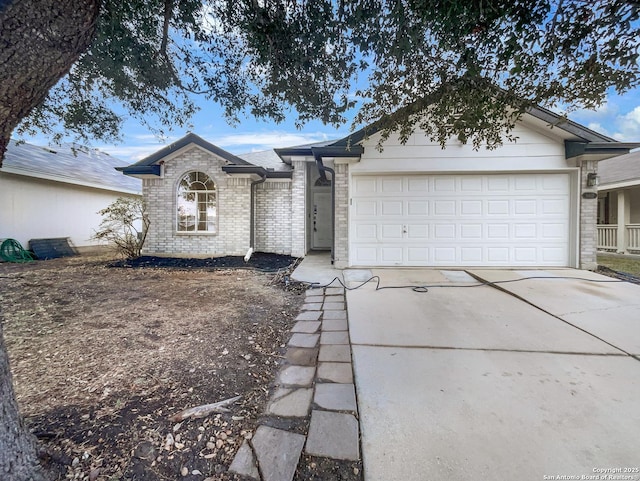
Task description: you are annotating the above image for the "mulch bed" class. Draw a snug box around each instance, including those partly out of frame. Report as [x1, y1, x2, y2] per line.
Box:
[109, 253, 298, 272]
[596, 265, 640, 284]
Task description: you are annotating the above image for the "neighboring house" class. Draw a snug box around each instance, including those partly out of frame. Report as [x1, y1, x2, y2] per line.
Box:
[0, 140, 141, 251]
[119, 107, 637, 270]
[596, 150, 640, 254]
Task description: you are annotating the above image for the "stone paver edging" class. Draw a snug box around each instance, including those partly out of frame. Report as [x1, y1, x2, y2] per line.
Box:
[229, 286, 361, 480]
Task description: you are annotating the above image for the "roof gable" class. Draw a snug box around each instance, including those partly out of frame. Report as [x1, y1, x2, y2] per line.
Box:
[332, 106, 618, 148]
[118, 133, 292, 179]
[120, 133, 251, 170]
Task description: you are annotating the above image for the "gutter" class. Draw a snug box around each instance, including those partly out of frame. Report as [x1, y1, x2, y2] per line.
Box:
[246, 172, 267, 262]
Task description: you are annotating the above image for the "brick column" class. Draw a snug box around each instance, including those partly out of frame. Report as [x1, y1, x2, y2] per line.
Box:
[579, 158, 598, 270]
[333, 162, 349, 268]
[291, 160, 307, 258]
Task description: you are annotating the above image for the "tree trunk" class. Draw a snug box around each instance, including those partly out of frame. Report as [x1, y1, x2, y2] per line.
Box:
[0, 0, 100, 166]
[0, 318, 50, 481]
[0, 1, 99, 478]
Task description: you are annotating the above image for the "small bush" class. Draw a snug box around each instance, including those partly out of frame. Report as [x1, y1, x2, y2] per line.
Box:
[93, 197, 150, 258]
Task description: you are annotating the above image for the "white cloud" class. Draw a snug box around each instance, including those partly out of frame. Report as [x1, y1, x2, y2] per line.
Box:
[211, 131, 342, 151]
[611, 106, 640, 141]
[95, 130, 348, 163]
[96, 134, 181, 162]
[100, 144, 163, 162]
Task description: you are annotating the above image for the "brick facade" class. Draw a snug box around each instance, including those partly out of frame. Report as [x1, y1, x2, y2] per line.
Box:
[142, 146, 289, 257]
[255, 180, 293, 254]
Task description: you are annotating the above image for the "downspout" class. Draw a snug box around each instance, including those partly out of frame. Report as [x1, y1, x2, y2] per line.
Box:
[245, 172, 267, 262]
[314, 155, 336, 265]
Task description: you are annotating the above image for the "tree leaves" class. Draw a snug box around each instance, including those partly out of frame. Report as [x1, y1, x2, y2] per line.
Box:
[14, 0, 640, 150]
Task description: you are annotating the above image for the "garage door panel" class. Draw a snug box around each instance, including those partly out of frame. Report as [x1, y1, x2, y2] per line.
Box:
[487, 200, 510, 215]
[460, 200, 482, 215]
[381, 247, 403, 263]
[542, 223, 565, 238]
[381, 200, 403, 215]
[514, 224, 537, 238]
[542, 199, 566, 214]
[381, 224, 403, 239]
[434, 224, 456, 239]
[350, 173, 571, 267]
[434, 177, 456, 191]
[460, 177, 483, 191]
[542, 247, 566, 262]
[407, 247, 429, 262]
[381, 178, 403, 193]
[460, 224, 483, 238]
[434, 200, 456, 215]
[353, 246, 378, 264]
[487, 177, 510, 191]
[487, 224, 510, 239]
[461, 247, 483, 262]
[408, 201, 429, 215]
[354, 199, 377, 216]
[408, 178, 429, 192]
[407, 225, 428, 238]
[353, 177, 377, 195]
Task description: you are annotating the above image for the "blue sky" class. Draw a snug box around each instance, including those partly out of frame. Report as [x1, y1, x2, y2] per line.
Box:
[23, 86, 640, 165]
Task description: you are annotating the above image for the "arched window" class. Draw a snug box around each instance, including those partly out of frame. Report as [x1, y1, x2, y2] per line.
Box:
[177, 172, 216, 232]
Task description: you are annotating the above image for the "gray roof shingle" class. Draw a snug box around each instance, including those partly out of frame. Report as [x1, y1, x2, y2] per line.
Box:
[598, 150, 640, 186]
[236, 149, 291, 172]
[2, 140, 141, 193]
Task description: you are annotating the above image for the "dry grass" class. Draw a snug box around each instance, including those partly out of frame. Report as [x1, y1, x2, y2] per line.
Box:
[1, 254, 304, 481]
[597, 254, 640, 276]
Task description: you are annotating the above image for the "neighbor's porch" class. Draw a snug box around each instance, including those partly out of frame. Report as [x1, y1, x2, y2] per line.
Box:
[597, 186, 640, 254]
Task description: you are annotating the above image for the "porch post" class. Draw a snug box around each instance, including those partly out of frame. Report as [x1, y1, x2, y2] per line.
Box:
[616, 190, 630, 254]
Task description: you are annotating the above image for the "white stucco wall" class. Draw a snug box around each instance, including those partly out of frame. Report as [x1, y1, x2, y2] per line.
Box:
[0, 172, 140, 249]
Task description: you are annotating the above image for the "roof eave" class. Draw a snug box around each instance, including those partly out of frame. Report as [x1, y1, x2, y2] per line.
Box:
[221, 165, 292, 178]
[310, 145, 364, 158]
[116, 165, 162, 178]
[565, 141, 640, 159]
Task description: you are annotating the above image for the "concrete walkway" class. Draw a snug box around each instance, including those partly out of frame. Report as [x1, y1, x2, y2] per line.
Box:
[347, 269, 640, 481]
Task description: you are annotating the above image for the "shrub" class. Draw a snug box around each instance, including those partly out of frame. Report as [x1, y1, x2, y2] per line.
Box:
[93, 197, 150, 258]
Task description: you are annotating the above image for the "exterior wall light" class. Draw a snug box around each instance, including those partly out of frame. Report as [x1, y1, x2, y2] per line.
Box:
[587, 172, 599, 187]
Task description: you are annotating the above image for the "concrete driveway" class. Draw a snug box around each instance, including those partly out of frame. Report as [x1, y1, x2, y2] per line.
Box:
[346, 269, 640, 481]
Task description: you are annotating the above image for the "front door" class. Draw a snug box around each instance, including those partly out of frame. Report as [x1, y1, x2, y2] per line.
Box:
[312, 191, 332, 249]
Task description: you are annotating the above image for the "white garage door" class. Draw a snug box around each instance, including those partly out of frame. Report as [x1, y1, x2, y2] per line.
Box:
[350, 173, 571, 267]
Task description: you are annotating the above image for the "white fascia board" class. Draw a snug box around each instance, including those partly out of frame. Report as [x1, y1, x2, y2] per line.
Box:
[598, 179, 640, 191]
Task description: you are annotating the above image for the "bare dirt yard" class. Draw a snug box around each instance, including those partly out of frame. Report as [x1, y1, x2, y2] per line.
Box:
[0, 253, 356, 481]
